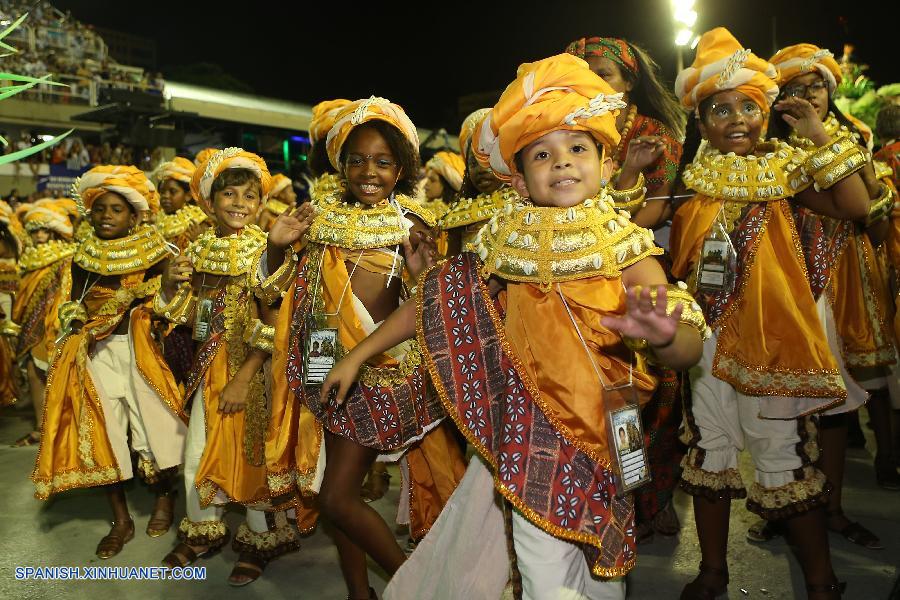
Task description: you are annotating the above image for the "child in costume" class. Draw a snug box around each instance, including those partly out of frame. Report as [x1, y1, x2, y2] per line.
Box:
[32, 165, 187, 559]
[0, 200, 24, 407]
[566, 36, 685, 230]
[154, 156, 209, 251]
[261, 96, 444, 600]
[440, 108, 518, 256]
[10, 200, 77, 447]
[422, 150, 464, 218]
[155, 148, 300, 586]
[669, 29, 870, 599]
[323, 54, 707, 600]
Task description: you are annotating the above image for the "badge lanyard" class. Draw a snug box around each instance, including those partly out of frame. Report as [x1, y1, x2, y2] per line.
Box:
[696, 203, 737, 295]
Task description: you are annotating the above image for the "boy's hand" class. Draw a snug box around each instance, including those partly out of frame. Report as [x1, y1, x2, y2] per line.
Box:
[601, 285, 682, 348]
[622, 136, 665, 173]
[268, 204, 315, 249]
[219, 377, 249, 414]
[163, 255, 192, 295]
[402, 230, 437, 280]
[774, 97, 828, 146]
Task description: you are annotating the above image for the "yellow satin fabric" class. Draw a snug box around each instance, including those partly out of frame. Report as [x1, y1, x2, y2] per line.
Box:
[502, 277, 657, 464]
[33, 274, 177, 498]
[669, 195, 840, 396]
[321, 245, 402, 368]
[194, 345, 269, 505]
[831, 232, 895, 368]
[405, 422, 467, 540]
[12, 260, 71, 363]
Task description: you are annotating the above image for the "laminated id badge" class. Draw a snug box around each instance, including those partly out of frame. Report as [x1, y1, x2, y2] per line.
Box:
[304, 313, 340, 386]
[696, 217, 736, 294]
[606, 389, 651, 496]
[192, 298, 213, 342]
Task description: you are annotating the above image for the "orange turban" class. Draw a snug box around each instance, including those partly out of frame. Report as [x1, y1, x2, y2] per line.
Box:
[309, 99, 352, 145]
[23, 200, 73, 239]
[426, 151, 465, 192]
[77, 165, 160, 215]
[459, 108, 491, 157]
[770, 43, 842, 93]
[193, 148, 219, 168]
[191, 147, 272, 205]
[270, 173, 292, 198]
[473, 53, 626, 181]
[325, 96, 420, 171]
[675, 27, 778, 113]
[153, 156, 196, 185]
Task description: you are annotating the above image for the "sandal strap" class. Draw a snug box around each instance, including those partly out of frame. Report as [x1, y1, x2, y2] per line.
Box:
[163, 543, 199, 567]
[235, 552, 269, 570]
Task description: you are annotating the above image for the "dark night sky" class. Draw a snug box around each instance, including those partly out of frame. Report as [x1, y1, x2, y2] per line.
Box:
[53, 0, 893, 130]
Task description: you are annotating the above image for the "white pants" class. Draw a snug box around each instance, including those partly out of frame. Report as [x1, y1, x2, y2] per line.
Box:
[512, 511, 625, 600]
[183, 388, 267, 533]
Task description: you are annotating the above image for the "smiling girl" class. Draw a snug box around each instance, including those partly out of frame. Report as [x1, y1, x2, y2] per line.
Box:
[32, 166, 187, 559]
[669, 29, 870, 599]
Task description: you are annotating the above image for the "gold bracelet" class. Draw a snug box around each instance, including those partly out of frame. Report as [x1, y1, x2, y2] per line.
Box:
[58, 301, 88, 333]
[0, 320, 20, 337]
[803, 133, 868, 191]
[243, 319, 275, 354]
[606, 172, 646, 213]
[152, 284, 197, 325]
[865, 183, 894, 227]
[254, 247, 299, 306]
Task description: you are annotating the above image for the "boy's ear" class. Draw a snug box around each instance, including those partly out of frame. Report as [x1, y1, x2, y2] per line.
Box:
[510, 171, 529, 199]
[601, 156, 614, 182]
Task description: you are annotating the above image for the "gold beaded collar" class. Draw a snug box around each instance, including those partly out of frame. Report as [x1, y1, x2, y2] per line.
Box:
[265, 198, 290, 216]
[75, 225, 171, 276]
[186, 224, 268, 277]
[157, 204, 208, 240]
[307, 190, 436, 250]
[788, 112, 857, 150]
[682, 139, 812, 202]
[440, 187, 519, 230]
[309, 173, 345, 202]
[18, 240, 76, 273]
[471, 191, 662, 288]
[422, 199, 450, 220]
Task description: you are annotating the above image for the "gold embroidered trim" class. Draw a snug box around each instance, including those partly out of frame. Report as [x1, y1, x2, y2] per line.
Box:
[265, 198, 290, 216]
[308, 191, 436, 249]
[712, 348, 846, 400]
[156, 204, 208, 240]
[17, 240, 76, 273]
[233, 521, 300, 557]
[253, 247, 299, 306]
[32, 465, 121, 500]
[309, 172, 344, 203]
[864, 183, 893, 226]
[415, 273, 633, 577]
[186, 225, 267, 276]
[243, 319, 275, 354]
[439, 187, 518, 230]
[74, 225, 170, 275]
[682, 139, 812, 201]
[746, 466, 828, 511]
[177, 517, 228, 545]
[358, 344, 424, 387]
[421, 198, 450, 219]
[680, 459, 745, 494]
[471, 191, 661, 288]
[136, 455, 161, 484]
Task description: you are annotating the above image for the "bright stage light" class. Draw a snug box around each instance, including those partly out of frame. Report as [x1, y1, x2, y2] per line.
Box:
[671, 0, 695, 11]
[675, 28, 693, 46]
[674, 8, 697, 26]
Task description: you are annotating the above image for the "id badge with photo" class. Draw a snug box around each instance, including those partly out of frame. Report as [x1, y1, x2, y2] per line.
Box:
[605, 388, 651, 496]
[304, 312, 340, 386]
[192, 298, 213, 342]
[696, 221, 736, 294]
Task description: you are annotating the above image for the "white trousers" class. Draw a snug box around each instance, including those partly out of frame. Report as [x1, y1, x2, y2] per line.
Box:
[512, 511, 625, 600]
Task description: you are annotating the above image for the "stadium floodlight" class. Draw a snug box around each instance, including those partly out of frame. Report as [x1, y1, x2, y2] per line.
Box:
[675, 28, 693, 46]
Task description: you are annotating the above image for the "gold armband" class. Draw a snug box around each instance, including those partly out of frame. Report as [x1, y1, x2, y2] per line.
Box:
[0, 320, 20, 337]
[243, 319, 275, 354]
[803, 133, 868, 191]
[254, 248, 300, 306]
[607, 172, 646, 213]
[58, 301, 88, 334]
[152, 284, 197, 325]
[864, 183, 894, 227]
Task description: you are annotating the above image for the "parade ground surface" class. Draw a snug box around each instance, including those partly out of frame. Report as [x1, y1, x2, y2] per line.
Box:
[1, 404, 897, 599]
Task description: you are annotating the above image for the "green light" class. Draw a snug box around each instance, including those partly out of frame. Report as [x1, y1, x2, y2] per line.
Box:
[283, 140, 290, 170]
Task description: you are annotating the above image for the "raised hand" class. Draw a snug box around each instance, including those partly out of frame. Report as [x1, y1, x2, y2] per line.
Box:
[601, 285, 682, 348]
[219, 377, 249, 414]
[623, 136, 665, 173]
[268, 204, 315, 249]
[773, 97, 828, 145]
[402, 230, 437, 280]
[162, 254, 193, 295]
